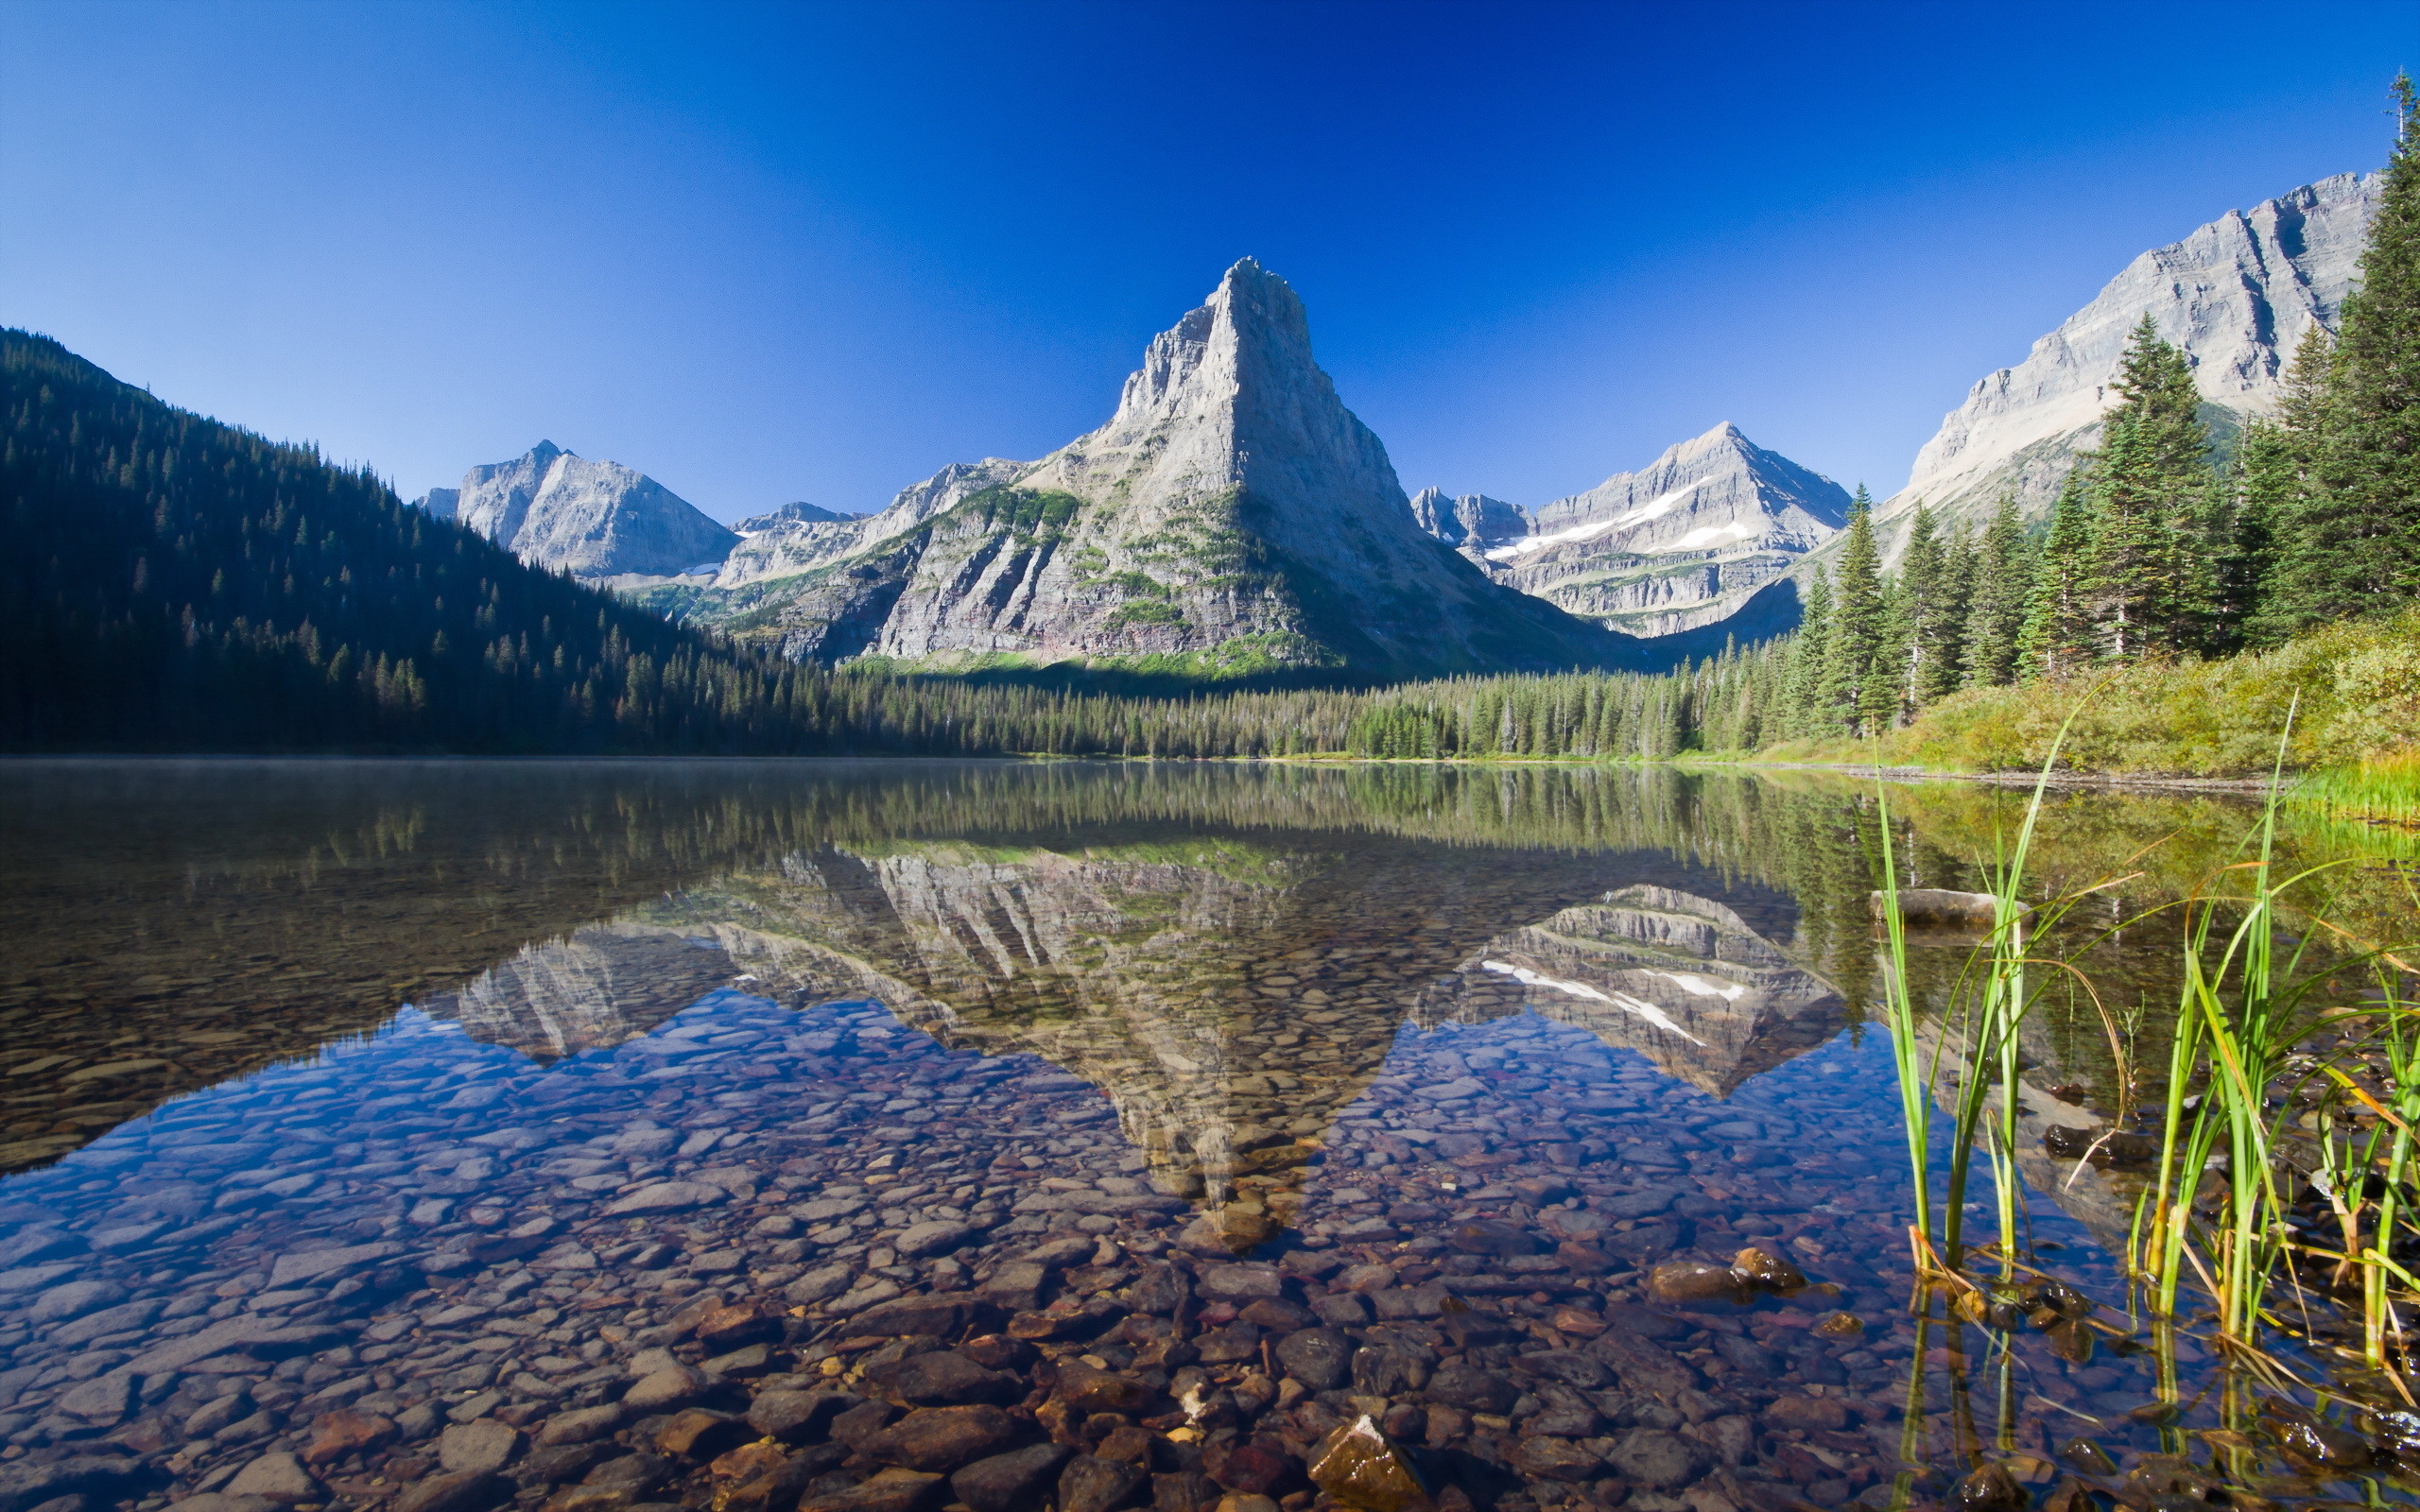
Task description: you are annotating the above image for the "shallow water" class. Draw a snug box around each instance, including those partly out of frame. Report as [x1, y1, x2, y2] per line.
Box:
[0, 760, 2411, 1512]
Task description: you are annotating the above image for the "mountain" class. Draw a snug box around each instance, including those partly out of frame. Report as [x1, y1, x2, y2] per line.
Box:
[649, 260, 1633, 678]
[1864, 170, 2381, 557]
[1419, 423, 1849, 637]
[418, 440, 739, 582]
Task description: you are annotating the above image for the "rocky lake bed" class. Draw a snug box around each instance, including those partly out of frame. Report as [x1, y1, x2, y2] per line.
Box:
[0, 761, 2410, 1512]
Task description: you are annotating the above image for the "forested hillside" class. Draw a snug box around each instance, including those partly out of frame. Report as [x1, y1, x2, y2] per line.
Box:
[0, 331, 847, 751]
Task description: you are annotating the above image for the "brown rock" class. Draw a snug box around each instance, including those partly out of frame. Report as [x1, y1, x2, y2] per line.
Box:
[1307, 1417, 1431, 1512]
[1729, 1246, 1807, 1293]
[1950, 1463, 2027, 1512]
[1153, 1469, 1220, 1512]
[537, 1406, 625, 1447]
[871, 1350, 1022, 1406]
[696, 1302, 782, 1350]
[1513, 1438, 1599, 1484]
[1812, 1312, 1863, 1338]
[1547, 1305, 1604, 1338]
[863, 1405, 1023, 1473]
[722, 1453, 825, 1512]
[1201, 1437, 1295, 1496]
[1094, 1427, 1158, 1469]
[1645, 1262, 1738, 1304]
[748, 1390, 858, 1444]
[798, 1467, 949, 1512]
[710, 1442, 794, 1483]
[960, 1334, 1037, 1371]
[1763, 1396, 1849, 1432]
[1553, 1242, 1616, 1276]
[1590, 1332, 1700, 1397]
[397, 1471, 510, 1512]
[1443, 1220, 1538, 1257]
[1059, 1454, 1149, 1512]
[1059, 1365, 1157, 1416]
[1602, 1430, 1707, 1491]
[303, 1409, 396, 1467]
[438, 1419, 522, 1476]
[852, 1297, 995, 1340]
[655, 1408, 748, 1459]
[954, 1443, 1076, 1512]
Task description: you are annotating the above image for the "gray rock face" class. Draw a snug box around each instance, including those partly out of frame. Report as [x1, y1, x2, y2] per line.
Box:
[1869, 170, 2381, 556]
[1457, 424, 1848, 637]
[413, 486, 459, 521]
[661, 260, 1620, 677]
[1408, 488, 1530, 554]
[441, 441, 739, 580]
[708, 461, 1024, 593]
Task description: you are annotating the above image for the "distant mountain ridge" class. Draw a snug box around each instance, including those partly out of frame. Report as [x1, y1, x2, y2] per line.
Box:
[1410, 423, 1850, 637]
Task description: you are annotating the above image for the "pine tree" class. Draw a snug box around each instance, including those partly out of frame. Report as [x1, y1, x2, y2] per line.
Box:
[1894, 503, 1972, 709]
[2213, 421, 2289, 649]
[1819, 489, 1889, 736]
[2077, 316, 2215, 660]
[1782, 566, 1831, 738]
[2254, 328, 2342, 638]
[2018, 470, 2096, 679]
[2273, 73, 2420, 620]
[1962, 495, 2029, 686]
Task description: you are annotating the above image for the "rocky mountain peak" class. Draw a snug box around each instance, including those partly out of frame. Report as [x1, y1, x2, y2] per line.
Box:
[443, 443, 737, 581]
[1447, 422, 1848, 639]
[1865, 169, 2381, 554]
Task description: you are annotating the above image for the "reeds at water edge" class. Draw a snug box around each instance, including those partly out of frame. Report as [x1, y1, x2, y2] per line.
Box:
[1871, 696, 2420, 1401]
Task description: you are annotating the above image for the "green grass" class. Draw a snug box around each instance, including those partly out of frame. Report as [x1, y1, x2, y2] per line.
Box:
[1766, 606, 2420, 779]
[2295, 748, 2420, 827]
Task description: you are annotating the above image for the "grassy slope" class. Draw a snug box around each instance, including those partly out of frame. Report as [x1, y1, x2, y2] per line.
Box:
[1754, 608, 2420, 779]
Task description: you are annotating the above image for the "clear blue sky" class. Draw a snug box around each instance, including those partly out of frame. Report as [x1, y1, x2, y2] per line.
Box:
[4, 1, 2412, 523]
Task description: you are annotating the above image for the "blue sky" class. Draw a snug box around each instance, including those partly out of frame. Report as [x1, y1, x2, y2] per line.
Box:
[3, 1, 2412, 522]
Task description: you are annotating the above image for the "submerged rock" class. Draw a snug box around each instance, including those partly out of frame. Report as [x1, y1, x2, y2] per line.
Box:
[1647, 1261, 1738, 1304]
[1308, 1416, 1431, 1512]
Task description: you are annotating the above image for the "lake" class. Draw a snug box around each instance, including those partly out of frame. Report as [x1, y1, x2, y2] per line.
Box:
[0, 759, 2411, 1512]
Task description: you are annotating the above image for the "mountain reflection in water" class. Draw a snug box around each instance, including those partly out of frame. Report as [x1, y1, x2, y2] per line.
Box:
[413, 844, 1839, 1249]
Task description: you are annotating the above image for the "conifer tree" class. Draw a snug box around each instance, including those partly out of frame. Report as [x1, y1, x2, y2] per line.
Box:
[2268, 74, 2420, 622]
[1819, 489, 1889, 735]
[2079, 316, 2215, 661]
[1783, 566, 1831, 737]
[1893, 503, 1945, 714]
[2017, 471, 2096, 679]
[1962, 495, 2029, 687]
[2210, 421, 2288, 650]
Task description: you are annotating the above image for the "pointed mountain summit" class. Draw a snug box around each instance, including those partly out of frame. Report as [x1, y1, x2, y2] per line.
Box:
[1445, 423, 1849, 638]
[661, 260, 1627, 676]
[420, 441, 738, 582]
